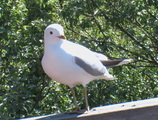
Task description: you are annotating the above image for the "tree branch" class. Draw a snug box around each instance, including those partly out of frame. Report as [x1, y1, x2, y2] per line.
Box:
[90, 0, 158, 65]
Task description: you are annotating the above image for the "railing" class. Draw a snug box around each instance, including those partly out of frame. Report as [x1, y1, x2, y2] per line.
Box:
[19, 98, 158, 120]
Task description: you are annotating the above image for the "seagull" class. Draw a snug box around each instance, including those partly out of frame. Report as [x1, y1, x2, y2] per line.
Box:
[42, 23, 134, 112]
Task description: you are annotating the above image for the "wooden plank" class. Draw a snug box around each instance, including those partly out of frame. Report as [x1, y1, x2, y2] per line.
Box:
[19, 97, 158, 120]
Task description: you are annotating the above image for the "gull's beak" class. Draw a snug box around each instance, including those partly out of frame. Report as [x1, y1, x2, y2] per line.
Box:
[58, 35, 67, 39]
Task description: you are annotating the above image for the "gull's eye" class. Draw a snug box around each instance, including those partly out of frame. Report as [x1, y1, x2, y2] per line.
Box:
[50, 31, 53, 35]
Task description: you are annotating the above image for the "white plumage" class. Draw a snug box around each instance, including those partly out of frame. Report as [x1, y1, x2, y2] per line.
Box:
[42, 23, 133, 111]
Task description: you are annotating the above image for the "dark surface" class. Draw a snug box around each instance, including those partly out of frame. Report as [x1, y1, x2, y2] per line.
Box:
[36, 106, 158, 120]
[19, 98, 158, 120]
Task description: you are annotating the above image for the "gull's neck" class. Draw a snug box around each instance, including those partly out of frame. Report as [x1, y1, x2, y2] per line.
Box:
[44, 39, 64, 54]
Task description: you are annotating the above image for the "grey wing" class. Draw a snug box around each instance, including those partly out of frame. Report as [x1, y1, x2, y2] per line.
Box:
[93, 52, 134, 68]
[101, 59, 134, 68]
[74, 56, 106, 76]
[101, 60, 124, 68]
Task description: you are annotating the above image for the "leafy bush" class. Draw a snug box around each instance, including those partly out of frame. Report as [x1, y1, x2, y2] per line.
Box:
[0, 0, 158, 119]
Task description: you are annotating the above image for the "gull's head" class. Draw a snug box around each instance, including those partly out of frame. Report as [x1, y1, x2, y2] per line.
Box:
[44, 23, 66, 44]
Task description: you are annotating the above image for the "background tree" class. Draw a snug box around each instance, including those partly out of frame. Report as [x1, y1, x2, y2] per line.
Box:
[0, 0, 158, 119]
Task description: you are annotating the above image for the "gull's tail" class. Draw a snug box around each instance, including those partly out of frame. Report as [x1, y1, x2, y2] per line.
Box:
[101, 59, 134, 68]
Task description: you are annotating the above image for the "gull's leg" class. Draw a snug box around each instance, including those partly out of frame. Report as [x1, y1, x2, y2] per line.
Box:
[83, 87, 90, 111]
[70, 87, 79, 110]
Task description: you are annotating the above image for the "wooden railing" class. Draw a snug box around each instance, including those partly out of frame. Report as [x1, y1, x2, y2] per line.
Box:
[19, 98, 158, 120]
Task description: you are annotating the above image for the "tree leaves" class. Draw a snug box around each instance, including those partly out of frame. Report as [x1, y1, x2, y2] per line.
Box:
[0, 0, 158, 119]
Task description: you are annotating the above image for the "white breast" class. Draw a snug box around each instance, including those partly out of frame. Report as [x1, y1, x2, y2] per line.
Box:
[41, 43, 93, 87]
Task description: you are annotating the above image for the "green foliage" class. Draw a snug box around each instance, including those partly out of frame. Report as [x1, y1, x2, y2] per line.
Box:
[0, 0, 158, 119]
